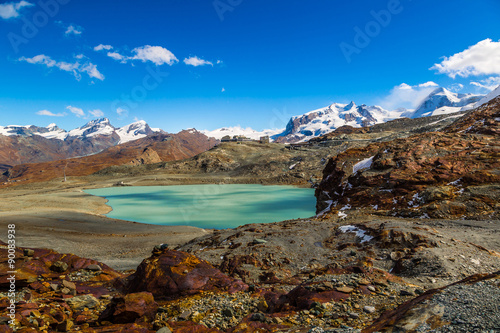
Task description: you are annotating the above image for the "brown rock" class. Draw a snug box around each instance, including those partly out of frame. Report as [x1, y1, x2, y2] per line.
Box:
[99, 292, 158, 324]
[125, 250, 248, 299]
[336, 286, 354, 294]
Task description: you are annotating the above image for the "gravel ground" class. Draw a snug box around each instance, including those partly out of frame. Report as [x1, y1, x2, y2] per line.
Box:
[418, 280, 500, 333]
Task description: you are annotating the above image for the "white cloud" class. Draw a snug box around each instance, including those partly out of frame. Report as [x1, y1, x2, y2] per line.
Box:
[19, 54, 105, 81]
[66, 106, 85, 118]
[94, 44, 113, 51]
[447, 83, 464, 93]
[116, 107, 128, 117]
[89, 109, 104, 117]
[221, 87, 225, 92]
[378, 82, 440, 110]
[470, 76, 500, 92]
[184, 56, 213, 67]
[217, 60, 223, 65]
[418, 81, 439, 88]
[107, 51, 126, 62]
[431, 39, 500, 78]
[65, 24, 83, 36]
[105, 45, 178, 66]
[131, 45, 178, 65]
[0, 1, 33, 20]
[36, 110, 66, 117]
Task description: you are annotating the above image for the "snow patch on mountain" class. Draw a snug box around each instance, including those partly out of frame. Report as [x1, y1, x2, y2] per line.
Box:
[201, 126, 282, 141]
[274, 102, 403, 142]
[472, 85, 500, 108]
[0, 118, 159, 144]
[116, 120, 154, 144]
[411, 88, 482, 118]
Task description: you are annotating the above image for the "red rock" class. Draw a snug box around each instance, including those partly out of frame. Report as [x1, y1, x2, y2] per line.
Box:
[0, 242, 122, 288]
[99, 292, 158, 324]
[125, 250, 248, 299]
[0, 325, 13, 333]
[83, 323, 155, 332]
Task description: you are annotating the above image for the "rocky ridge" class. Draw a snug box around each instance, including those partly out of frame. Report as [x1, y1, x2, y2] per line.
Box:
[315, 96, 500, 220]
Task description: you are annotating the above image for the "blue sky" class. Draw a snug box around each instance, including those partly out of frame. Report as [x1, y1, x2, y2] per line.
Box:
[1, 0, 499, 132]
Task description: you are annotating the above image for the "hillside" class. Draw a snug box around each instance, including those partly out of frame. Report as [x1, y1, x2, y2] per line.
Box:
[2, 130, 217, 186]
[315, 96, 500, 220]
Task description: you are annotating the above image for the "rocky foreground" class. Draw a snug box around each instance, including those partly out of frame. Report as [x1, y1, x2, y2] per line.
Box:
[1, 211, 499, 332]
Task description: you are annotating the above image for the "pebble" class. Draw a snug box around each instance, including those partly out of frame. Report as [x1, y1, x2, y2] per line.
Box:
[363, 306, 376, 314]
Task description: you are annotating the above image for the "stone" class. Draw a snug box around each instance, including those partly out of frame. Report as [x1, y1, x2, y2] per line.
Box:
[250, 313, 266, 322]
[336, 286, 354, 294]
[221, 308, 233, 317]
[56, 319, 74, 332]
[99, 292, 158, 324]
[153, 244, 169, 252]
[60, 287, 71, 295]
[257, 299, 269, 312]
[364, 306, 376, 313]
[51, 261, 68, 273]
[62, 280, 76, 290]
[23, 249, 35, 257]
[179, 310, 192, 320]
[252, 239, 268, 245]
[156, 327, 173, 333]
[367, 286, 376, 292]
[66, 294, 100, 311]
[86, 264, 102, 271]
[400, 289, 416, 296]
[349, 312, 360, 319]
[50, 284, 59, 291]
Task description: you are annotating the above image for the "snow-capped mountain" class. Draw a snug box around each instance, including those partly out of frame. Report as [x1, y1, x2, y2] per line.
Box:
[411, 87, 482, 118]
[201, 126, 282, 141]
[0, 118, 158, 144]
[273, 102, 403, 142]
[472, 85, 500, 109]
[115, 120, 156, 143]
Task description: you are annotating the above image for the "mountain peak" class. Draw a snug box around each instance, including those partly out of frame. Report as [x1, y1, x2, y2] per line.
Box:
[344, 101, 357, 110]
[83, 118, 111, 127]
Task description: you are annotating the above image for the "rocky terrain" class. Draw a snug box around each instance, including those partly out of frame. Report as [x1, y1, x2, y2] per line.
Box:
[1, 211, 498, 332]
[316, 96, 500, 220]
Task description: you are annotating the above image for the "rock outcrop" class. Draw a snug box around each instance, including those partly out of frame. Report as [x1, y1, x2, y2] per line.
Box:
[315, 96, 500, 219]
[125, 249, 248, 299]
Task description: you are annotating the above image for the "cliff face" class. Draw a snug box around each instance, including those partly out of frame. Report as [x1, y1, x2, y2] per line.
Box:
[315, 97, 500, 219]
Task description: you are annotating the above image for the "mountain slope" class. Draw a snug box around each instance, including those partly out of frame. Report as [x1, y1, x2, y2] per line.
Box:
[3, 130, 217, 185]
[472, 84, 500, 108]
[410, 87, 481, 118]
[201, 126, 281, 140]
[0, 118, 160, 170]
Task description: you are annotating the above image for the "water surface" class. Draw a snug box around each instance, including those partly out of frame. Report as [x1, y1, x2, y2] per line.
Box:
[85, 185, 315, 229]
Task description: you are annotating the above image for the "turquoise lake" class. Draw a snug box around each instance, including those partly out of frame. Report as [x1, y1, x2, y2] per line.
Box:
[84, 185, 316, 229]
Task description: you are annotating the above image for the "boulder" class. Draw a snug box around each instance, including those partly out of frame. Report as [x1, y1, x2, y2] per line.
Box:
[125, 250, 248, 299]
[99, 292, 158, 324]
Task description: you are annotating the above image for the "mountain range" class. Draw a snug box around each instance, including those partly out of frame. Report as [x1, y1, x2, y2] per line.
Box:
[202, 87, 488, 143]
[0, 86, 498, 174]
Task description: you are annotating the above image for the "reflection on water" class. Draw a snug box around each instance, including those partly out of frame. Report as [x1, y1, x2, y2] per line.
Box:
[85, 184, 316, 229]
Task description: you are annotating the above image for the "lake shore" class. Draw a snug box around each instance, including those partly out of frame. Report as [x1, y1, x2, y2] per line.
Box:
[0, 176, 214, 270]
